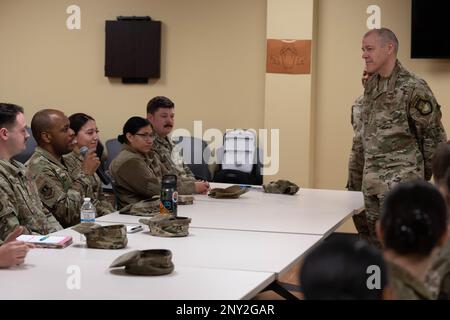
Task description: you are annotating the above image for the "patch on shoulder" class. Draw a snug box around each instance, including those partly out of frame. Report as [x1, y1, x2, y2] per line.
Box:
[414, 99, 433, 116]
[40, 184, 55, 200]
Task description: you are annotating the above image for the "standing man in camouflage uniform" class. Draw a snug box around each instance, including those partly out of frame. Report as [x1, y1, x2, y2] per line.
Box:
[347, 69, 373, 243]
[350, 28, 447, 247]
[146, 96, 209, 194]
[0, 103, 62, 240]
[26, 109, 101, 228]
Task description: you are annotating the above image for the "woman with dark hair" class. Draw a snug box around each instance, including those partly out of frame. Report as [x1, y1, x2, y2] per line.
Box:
[110, 117, 194, 212]
[64, 113, 114, 216]
[377, 180, 449, 299]
[300, 237, 390, 300]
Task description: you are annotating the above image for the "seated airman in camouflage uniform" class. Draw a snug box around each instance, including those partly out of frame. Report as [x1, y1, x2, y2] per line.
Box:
[0, 103, 62, 240]
[64, 113, 115, 215]
[26, 109, 104, 228]
[352, 28, 447, 247]
[146, 96, 209, 194]
[378, 181, 448, 300]
[110, 117, 196, 213]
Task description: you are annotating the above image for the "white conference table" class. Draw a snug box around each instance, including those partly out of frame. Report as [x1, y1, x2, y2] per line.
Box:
[2, 184, 362, 300]
[98, 184, 363, 237]
[0, 250, 274, 300]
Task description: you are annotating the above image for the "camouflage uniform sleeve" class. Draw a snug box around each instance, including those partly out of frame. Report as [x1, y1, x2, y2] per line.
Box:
[32, 167, 87, 228]
[0, 185, 31, 241]
[177, 179, 196, 195]
[116, 158, 161, 198]
[408, 84, 447, 181]
[347, 101, 365, 191]
[181, 163, 196, 180]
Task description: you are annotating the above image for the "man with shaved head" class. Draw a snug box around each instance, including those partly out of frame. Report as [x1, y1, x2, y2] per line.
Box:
[356, 28, 446, 247]
[26, 109, 101, 228]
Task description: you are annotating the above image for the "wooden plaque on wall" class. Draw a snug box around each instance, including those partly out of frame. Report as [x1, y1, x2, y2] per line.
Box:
[266, 39, 312, 74]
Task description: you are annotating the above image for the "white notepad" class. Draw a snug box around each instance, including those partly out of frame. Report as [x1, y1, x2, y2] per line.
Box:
[16, 235, 73, 249]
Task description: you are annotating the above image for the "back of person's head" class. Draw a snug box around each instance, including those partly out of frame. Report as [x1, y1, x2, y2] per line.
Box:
[301, 237, 387, 300]
[117, 116, 150, 144]
[380, 180, 448, 257]
[68, 113, 95, 135]
[146, 96, 174, 115]
[0, 103, 24, 129]
[432, 141, 450, 187]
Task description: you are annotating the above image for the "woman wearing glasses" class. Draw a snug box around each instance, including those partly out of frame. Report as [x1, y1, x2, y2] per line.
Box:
[64, 113, 115, 215]
[109, 117, 194, 212]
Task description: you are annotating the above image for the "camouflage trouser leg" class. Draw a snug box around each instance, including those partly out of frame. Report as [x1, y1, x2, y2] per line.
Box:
[352, 207, 371, 244]
[426, 238, 450, 299]
[363, 193, 383, 249]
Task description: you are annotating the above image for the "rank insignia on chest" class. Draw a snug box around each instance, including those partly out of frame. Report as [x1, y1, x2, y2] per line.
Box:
[40, 185, 54, 200]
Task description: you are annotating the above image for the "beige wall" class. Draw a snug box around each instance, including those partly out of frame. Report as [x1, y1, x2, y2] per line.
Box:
[2, 0, 450, 231]
[0, 0, 267, 141]
[265, 0, 315, 186]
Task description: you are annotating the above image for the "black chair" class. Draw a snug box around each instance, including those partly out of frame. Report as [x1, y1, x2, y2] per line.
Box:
[12, 127, 37, 164]
[173, 136, 212, 181]
[213, 145, 264, 186]
[105, 138, 123, 172]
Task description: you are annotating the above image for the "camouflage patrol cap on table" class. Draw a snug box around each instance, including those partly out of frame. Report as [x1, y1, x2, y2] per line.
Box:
[110, 249, 174, 276]
[71, 223, 128, 249]
[263, 180, 299, 195]
[208, 185, 249, 199]
[119, 196, 160, 216]
[178, 195, 194, 205]
[139, 215, 192, 237]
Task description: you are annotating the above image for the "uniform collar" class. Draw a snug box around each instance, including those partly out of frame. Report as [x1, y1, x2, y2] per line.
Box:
[34, 146, 68, 170]
[0, 158, 25, 176]
[388, 261, 433, 300]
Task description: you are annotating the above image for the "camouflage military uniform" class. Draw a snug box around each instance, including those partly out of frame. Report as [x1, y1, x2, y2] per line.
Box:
[426, 238, 450, 299]
[0, 159, 62, 241]
[63, 150, 115, 216]
[349, 60, 447, 247]
[110, 144, 194, 210]
[152, 135, 197, 190]
[26, 147, 95, 228]
[388, 261, 433, 300]
[347, 95, 365, 192]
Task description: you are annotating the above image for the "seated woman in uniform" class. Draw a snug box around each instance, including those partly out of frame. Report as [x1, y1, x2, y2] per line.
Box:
[377, 180, 449, 300]
[109, 117, 196, 214]
[64, 113, 115, 216]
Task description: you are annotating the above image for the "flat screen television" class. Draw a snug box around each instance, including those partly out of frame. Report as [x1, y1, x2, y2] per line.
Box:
[411, 0, 450, 59]
[105, 17, 161, 83]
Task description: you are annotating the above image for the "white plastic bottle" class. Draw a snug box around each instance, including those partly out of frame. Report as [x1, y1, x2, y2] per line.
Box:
[80, 197, 96, 242]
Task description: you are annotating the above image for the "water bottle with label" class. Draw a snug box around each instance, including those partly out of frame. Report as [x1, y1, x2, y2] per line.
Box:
[80, 197, 96, 242]
[160, 175, 178, 218]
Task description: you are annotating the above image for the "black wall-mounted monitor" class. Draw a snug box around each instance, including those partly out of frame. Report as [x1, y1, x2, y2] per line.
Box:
[411, 0, 450, 59]
[105, 17, 161, 83]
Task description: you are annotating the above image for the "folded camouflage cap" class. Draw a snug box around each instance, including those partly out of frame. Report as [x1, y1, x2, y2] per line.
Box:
[263, 180, 300, 195]
[139, 215, 192, 237]
[110, 249, 174, 276]
[178, 195, 194, 205]
[119, 196, 160, 216]
[72, 223, 128, 249]
[208, 185, 249, 199]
